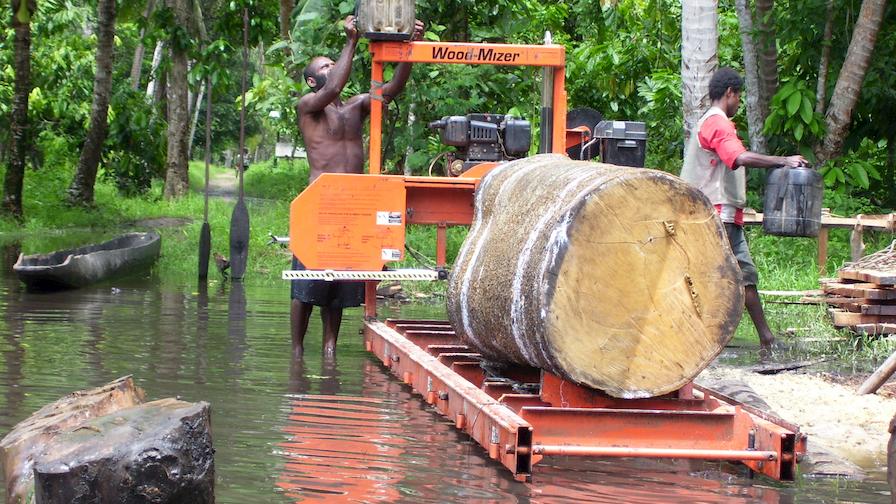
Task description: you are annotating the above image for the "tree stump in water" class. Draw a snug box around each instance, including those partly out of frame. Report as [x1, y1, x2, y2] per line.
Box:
[447, 155, 744, 398]
[0, 376, 145, 504]
[33, 398, 214, 504]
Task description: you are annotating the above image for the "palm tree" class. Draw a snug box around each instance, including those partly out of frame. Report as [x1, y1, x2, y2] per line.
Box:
[67, 0, 117, 206]
[2, 0, 36, 219]
[815, 0, 889, 164]
[681, 0, 718, 140]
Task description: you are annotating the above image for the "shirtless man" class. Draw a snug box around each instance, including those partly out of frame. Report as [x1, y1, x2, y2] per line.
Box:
[291, 15, 423, 358]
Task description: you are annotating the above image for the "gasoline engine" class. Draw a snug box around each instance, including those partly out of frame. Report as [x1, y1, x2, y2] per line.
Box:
[428, 114, 531, 176]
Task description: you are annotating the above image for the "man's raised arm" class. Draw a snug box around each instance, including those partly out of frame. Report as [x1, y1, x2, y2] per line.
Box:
[298, 16, 361, 114]
[377, 20, 425, 103]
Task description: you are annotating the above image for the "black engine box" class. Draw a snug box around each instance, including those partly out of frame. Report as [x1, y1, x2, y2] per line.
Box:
[503, 118, 531, 156]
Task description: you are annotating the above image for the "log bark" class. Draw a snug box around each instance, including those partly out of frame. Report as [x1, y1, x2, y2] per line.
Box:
[33, 398, 214, 503]
[0, 376, 145, 504]
[447, 155, 744, 398]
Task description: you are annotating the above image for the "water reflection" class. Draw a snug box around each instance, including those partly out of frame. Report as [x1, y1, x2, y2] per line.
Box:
[278, 357, 404, 502]
[0, 265, 889, 503]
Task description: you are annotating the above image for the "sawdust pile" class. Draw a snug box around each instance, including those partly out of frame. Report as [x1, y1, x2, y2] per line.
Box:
[699, 365, 896, 467]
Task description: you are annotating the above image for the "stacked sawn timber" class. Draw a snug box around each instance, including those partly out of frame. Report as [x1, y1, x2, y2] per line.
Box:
[822, 241, 896, 335]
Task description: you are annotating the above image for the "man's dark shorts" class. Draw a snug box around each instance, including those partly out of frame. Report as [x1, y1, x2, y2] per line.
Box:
[291, 257, 364, 308]
[724, 223, 759, 287]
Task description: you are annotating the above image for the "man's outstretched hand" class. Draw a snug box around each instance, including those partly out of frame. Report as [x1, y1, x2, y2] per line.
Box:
[344, 15, 359, 42]
[412, 19, 425, 41]
[783, 155, 809, 168]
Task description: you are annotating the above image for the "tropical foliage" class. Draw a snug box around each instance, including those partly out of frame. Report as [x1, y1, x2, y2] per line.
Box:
[1, 0, 894, 221]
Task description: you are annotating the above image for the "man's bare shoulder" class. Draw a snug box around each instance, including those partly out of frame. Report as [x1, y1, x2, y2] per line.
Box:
[297, 92, 320, 115]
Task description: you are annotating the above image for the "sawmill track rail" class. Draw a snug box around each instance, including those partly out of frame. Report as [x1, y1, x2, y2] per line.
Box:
[363, 319, 806, 482]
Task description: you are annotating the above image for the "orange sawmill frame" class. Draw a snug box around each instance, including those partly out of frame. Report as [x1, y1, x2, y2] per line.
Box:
[287, 39, 806, 483]
[363, 320, 806, 482]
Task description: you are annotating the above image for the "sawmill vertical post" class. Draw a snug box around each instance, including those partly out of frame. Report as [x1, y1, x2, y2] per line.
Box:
[369, 46, 384, 174]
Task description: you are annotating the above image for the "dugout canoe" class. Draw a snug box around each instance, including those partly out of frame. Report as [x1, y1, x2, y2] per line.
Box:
[13, 232, 161, 290]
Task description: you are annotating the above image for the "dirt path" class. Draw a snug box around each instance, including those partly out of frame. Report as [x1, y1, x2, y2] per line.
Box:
[699, 365, 896, 468]
[207, 171, 239, 198]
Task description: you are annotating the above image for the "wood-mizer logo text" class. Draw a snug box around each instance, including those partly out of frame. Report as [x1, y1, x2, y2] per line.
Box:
[431, 46, 522, 63]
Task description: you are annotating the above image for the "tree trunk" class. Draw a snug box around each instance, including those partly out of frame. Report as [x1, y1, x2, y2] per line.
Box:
[735, 0, 768, 153]
[754, 0, 779, 115]
[129, 0, 156, 89]
[163, 0, 191, 199]
[146, 40, 164, 100]
[681, 0, 718, 141]
[2, 0, 36, 220]
[67, 0, 116, 206]
[188, 81, 205, 157]
[815, 0, 888, 164]
[447, 155, 744, 398]
[33, 399, 214, 503]
[279, 0, 294, 42]
[815, 0, 835, 116]
[0, 377, 145, 504]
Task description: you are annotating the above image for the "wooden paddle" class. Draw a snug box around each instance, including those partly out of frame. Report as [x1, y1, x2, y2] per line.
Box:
[229, 8, 250, 281]
[198, 75, 212, 279]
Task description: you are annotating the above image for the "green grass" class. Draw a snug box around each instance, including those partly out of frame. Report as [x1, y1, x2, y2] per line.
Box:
[243, 158, 310, 201]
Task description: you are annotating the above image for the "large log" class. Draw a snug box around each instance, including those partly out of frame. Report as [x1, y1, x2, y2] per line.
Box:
[33, 398, 214, 504]
[447, 155, 744, 398]
[0, 376, 145, 504]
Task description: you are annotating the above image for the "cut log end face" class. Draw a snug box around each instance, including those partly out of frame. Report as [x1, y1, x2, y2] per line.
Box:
[547, 173, 742, 396]
[33, 399, 215, 504]
[448, 156, 744, 398]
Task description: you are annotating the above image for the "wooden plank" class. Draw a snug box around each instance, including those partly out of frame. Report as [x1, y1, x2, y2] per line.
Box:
[821, 281, 896, 300]
[743, 212, 896, 230]
[828, 309, 896, 327]
[760, 289, 823, 297]
[861, 305, 896, 316]
[839, 269, 896, 286]
[854, 324, 896, 335]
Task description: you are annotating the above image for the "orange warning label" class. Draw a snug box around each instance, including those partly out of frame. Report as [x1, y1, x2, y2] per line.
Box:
[290, 173, 406, 270]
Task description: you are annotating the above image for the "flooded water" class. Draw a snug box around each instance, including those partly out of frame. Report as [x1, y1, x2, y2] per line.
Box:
[0, 241, 892, 502]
